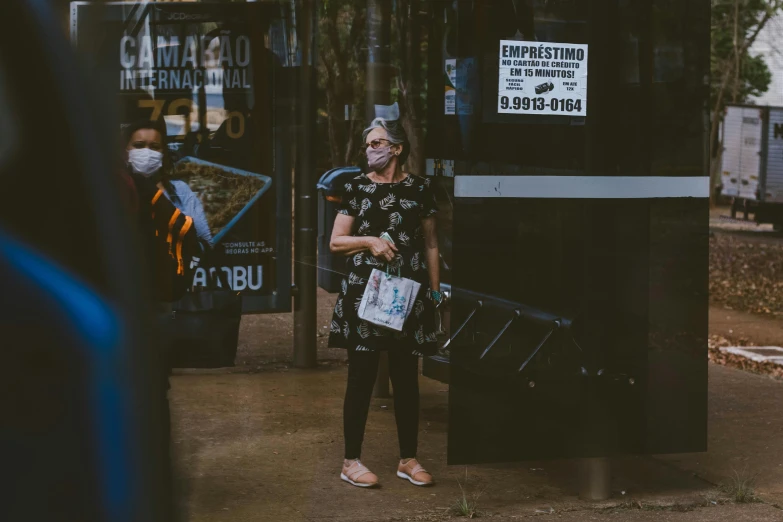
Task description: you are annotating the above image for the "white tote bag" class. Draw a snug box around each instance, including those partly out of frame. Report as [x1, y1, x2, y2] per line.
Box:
[358, 267, 421, 332]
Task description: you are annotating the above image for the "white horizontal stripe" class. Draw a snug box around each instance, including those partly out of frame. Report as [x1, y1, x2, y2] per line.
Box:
[455, 176, 709, 199]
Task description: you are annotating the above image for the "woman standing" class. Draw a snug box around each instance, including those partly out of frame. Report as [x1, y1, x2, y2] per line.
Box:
[329, 118, 442, 488]
[124, 120, 213, 246]
[122, 120, 211, 522]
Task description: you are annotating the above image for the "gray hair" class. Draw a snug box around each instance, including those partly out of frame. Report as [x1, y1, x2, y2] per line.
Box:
[362, 117, 410, 166]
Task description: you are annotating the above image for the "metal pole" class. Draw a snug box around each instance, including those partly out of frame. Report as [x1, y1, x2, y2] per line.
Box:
[579, 458, 611, 501]
[293, 0, 318, 368]
[366, 0, 392, 397]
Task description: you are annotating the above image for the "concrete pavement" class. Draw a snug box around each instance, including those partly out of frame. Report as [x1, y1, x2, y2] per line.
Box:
[169, 362, 783, 521]
[167, 288, 783, 520]
[659, 364, 783, 505]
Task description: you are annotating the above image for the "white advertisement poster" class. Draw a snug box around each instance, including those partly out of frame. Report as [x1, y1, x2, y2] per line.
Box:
[445, 58, 457, 115]
[497, 40, 588, 116]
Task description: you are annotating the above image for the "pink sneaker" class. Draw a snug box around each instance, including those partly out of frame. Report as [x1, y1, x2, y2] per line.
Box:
[397, 458, 433, 486]
[340, 459, 379, 488]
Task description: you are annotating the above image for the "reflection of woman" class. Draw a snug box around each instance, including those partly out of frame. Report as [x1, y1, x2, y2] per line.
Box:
[122, 120, 198, 522]
[329, 118, 442, 488]
[123, 120, 210, 303]
[124, 120, 212, 245]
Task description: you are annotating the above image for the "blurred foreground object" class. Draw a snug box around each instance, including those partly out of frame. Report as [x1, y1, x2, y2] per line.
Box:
[0, 2, 174, 521]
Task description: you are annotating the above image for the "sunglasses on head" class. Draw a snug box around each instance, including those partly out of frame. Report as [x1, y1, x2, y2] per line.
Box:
[365, 138, 392, 149]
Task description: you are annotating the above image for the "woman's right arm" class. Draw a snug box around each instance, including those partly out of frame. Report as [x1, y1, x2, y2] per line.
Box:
[184, 189, 213, 245]
[330, 214, 397, 261]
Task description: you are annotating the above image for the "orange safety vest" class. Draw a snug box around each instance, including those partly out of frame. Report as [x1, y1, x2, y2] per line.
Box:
[150, 189, 199, 302]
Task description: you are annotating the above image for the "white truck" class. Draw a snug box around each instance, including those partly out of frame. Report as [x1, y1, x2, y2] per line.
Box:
[721, 104, 783, 230]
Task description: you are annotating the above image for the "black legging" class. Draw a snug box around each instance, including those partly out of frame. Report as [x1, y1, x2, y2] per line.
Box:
[344, 348, 420, 460]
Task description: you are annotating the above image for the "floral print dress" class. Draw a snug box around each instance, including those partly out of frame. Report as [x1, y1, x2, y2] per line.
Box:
[327, 173, 440, 356]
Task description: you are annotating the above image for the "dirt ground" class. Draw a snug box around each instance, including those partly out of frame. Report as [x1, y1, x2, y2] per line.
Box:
[170, 363, 783, 522]
[166, 207, 783, 521]
[170, 299, 783, 522]
[709, 207, 783, 317]
[709, 306, 783, 348]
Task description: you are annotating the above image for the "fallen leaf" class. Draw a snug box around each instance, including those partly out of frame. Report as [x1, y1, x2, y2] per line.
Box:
[709, 235, 783, 316]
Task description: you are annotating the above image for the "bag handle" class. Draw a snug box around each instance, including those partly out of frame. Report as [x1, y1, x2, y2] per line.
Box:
[385, 263, 401, 278]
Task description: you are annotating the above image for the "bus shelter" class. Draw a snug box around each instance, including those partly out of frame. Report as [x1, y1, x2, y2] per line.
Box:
[60, 0, 710, 514]
[418, 0, 710, 465]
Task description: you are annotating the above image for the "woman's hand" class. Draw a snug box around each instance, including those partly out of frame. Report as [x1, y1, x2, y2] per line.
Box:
[366, 237, 398, 262]
[329, 214, 398, 261]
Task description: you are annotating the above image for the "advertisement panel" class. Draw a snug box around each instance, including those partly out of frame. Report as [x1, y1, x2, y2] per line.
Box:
[497, 40, 588, 116]
[71, 2, 293, 313]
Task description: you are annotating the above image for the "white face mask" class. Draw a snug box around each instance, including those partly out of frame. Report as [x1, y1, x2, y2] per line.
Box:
[128, 148, 163, 177]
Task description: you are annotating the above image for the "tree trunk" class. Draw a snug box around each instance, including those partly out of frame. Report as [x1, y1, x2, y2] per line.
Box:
[707, 1, 780, 206]
[710, 66, 732, 207]
[325, 85, 347, 167]
[319, 3, 367, 168]
[397, 0, 425, 176]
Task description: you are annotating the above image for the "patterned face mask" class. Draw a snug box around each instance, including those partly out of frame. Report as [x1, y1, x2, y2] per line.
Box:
[366, 145, 394, 171]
